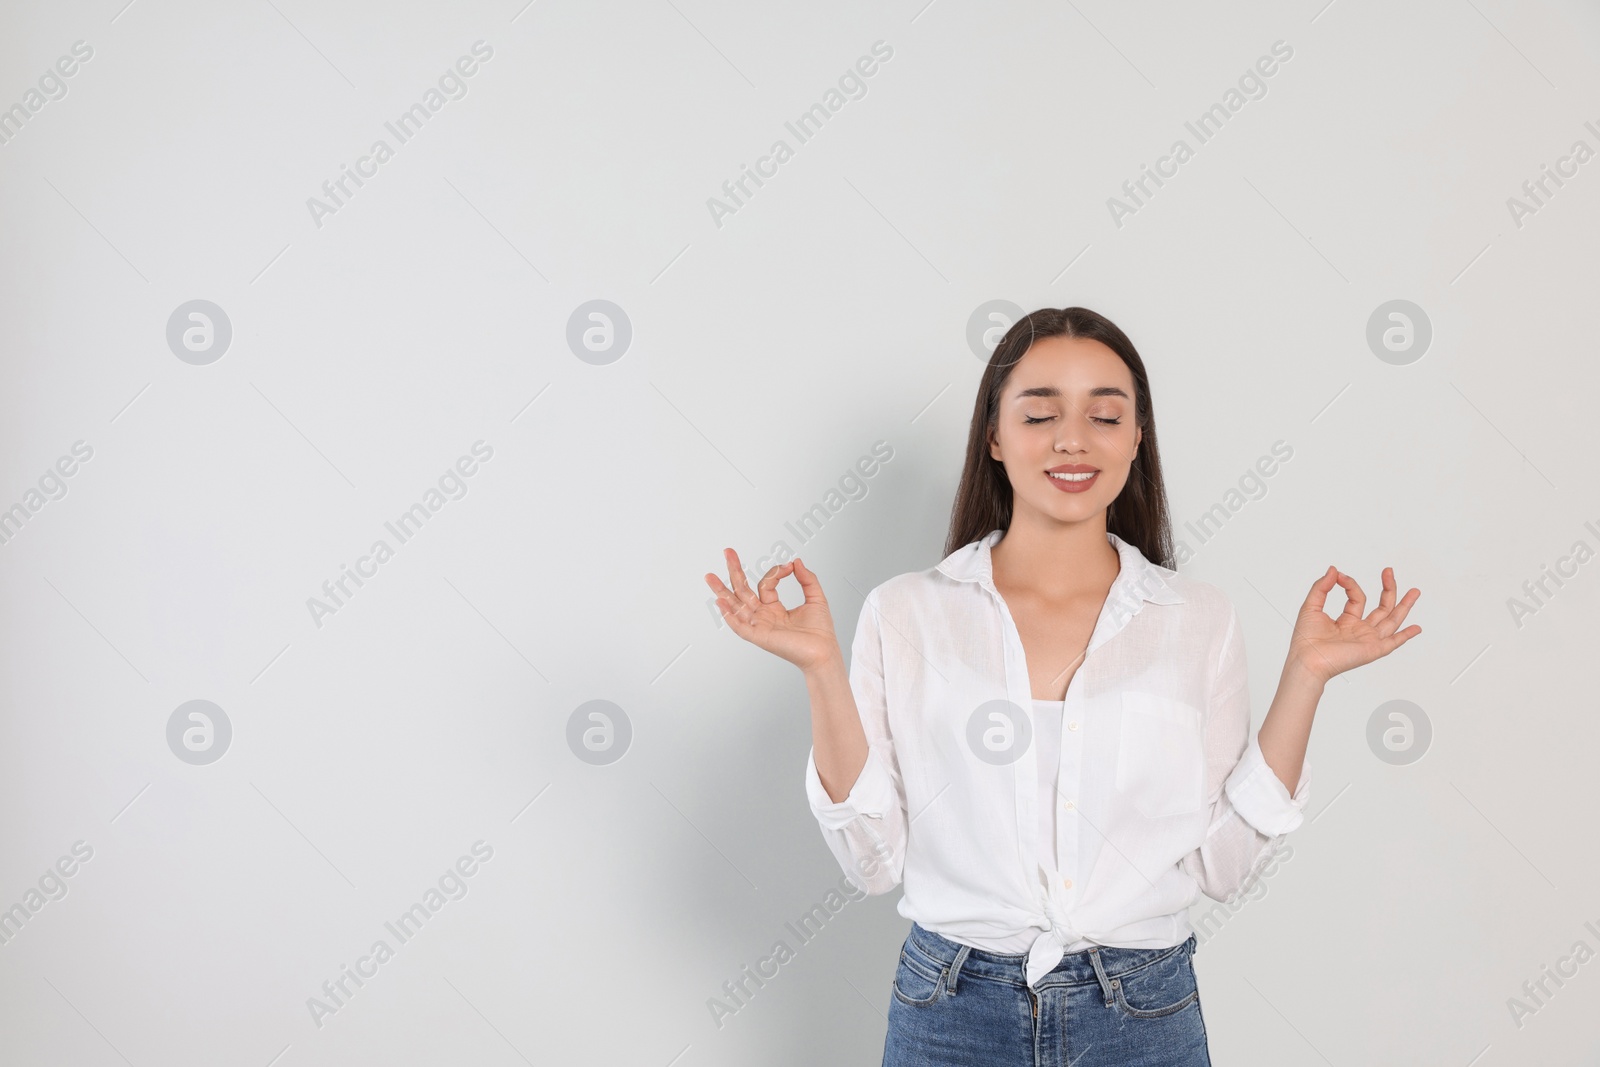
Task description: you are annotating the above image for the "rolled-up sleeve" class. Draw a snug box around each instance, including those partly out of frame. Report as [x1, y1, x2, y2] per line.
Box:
[1181, 603, 1311, 903]
[1224, 731, 1310, 836]
[802, 588, 908, 896]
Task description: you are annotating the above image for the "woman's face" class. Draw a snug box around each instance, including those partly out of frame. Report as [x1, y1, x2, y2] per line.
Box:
[987, 335, 1143, 525]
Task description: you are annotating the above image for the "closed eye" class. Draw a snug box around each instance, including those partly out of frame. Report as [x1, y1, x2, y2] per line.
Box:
[1024, 415, 1121, 425]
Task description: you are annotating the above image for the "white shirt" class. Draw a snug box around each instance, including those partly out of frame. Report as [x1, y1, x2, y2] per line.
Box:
[804, 528, 1311, 990]
[1033, 698, 1064, 873]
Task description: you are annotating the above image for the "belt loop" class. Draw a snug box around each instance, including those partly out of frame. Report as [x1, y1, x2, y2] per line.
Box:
[945, 944, 971, 995]
[1087, 946, 1116, 1007]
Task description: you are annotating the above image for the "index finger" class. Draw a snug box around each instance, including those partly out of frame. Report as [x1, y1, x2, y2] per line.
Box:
[1303, 566, 1338, 614]
[756, 561, 798, 603]
[723, 547, 756, 600]
[1332, 571, 1366, 619]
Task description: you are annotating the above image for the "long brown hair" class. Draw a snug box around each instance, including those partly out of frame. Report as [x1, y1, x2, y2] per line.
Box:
[944, 306, 1175, 568]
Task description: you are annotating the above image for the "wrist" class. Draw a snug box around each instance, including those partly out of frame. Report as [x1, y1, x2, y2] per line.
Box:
[1281, 654, 1328, 691]
[801, 646, 848, 681]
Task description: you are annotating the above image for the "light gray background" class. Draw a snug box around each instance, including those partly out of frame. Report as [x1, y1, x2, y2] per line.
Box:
[2, 1, 1598, 1064]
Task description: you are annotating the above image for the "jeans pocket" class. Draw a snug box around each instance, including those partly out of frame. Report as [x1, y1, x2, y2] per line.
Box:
[1110, 946, 1198, 1019]
[891, 948, 946, 1007]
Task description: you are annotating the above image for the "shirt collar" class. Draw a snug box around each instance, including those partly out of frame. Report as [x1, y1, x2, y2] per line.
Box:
[935, 528, 1184, 607]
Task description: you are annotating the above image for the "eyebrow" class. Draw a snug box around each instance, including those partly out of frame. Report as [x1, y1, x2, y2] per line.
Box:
[1012, 385, 1131, 401]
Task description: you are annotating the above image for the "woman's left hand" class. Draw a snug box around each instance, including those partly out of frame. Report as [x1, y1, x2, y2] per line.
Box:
[1288, 566, 1422, 684]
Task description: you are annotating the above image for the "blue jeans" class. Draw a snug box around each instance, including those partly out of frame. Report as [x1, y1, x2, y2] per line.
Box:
[883, 923, 1211, 1066]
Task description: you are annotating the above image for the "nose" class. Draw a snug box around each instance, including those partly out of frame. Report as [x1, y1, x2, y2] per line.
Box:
[1053, 407, 1094, 452]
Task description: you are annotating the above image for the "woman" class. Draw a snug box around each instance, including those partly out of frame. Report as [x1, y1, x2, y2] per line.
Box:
[704, 307, 1421, 1065]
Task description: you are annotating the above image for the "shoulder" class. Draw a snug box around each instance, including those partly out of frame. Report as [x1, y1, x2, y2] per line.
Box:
[1158, 568, 1240, 634]
[861, 564, 952, 613]
[853, 558, 979, 632]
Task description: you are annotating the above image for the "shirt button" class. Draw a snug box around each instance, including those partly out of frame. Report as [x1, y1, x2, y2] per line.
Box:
[1062, 878, 1074, 889]
[1062, 799, 1075, 811]
[1067, 721, 1078, 731]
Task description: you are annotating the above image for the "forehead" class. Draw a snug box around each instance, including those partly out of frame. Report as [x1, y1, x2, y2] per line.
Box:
[1005, 335, 1134, 396]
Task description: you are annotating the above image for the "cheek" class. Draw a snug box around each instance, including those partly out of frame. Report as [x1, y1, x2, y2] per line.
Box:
[1110, 426, 1141, 462]
[999, 426, 1046, 460]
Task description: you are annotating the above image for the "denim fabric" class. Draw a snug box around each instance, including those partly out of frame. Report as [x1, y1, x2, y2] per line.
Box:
[883, 922, 1211, 1066]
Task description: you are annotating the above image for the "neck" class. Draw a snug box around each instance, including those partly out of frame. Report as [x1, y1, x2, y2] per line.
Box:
[990, 511, 1119, 601]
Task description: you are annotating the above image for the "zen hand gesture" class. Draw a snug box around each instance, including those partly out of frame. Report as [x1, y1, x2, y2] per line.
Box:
[705, 549, 841, 672]
[1289, 566, 1422, 684]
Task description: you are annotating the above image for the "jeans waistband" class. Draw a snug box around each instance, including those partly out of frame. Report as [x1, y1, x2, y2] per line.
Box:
[905, 922, 1196, 1002]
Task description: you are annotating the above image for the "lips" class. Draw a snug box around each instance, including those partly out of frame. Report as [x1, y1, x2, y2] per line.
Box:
[1046, 469, 1100, 493]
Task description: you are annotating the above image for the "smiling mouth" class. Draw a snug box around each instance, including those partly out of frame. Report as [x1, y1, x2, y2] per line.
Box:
[1046, 469, 1100, 492]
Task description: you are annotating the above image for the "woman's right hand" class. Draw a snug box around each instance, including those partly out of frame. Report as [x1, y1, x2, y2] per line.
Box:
[705, 549, 841, 672]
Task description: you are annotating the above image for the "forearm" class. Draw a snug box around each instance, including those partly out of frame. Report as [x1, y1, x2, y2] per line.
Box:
[805, 650, 870, 803]
[1256, 657, 1324, 795]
